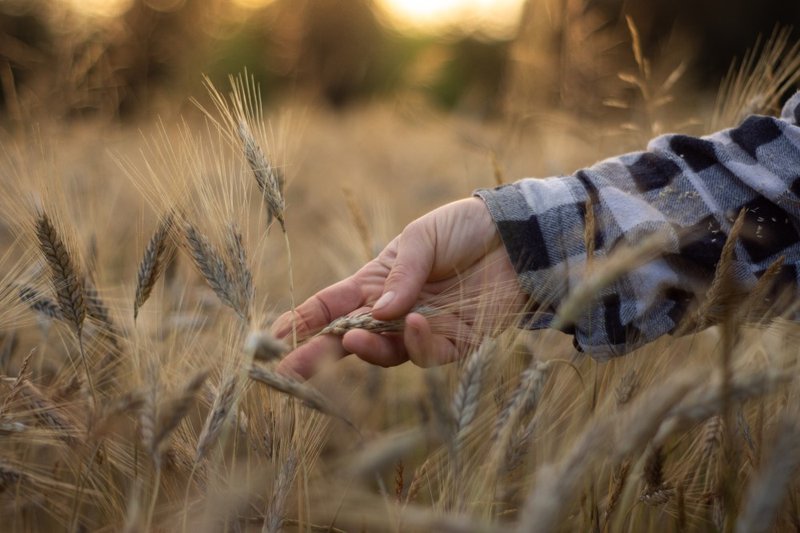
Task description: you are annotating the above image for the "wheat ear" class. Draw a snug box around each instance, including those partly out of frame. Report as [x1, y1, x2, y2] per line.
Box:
[264, 451, 298, 533]
[134, 212, 174, 320]
[451, 338, 494, 443]
[19, 379, 76, 442]
[640, 446, 673, 506]
[183, 224, 247, 322]
[224, 222, 254, 320]
[195, 373, 238, 462]
[34, 211, 96, 401]
[244, 330, 289, 362]
[238, 120, 285, 232]
[17, 285, 61, 320]
[552, 230, 671, 331]
[35, 211, 85, 335]
[236, 119, 296, 346]
[247, 365, 357, 432]
[319, 306, 438, 336]
[152, 369, 209, 461]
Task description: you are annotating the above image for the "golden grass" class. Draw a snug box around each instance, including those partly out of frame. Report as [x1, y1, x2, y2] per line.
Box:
[0, 27, 797, 530]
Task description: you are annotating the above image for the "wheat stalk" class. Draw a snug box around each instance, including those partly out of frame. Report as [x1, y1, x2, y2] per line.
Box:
[35, 211, 85, 336]
[34, 211, 98, 402]
[712, 26, 800, 129]
[247, 365, 357, 432]
[90, 390, 145, 441]
[640, 446, 673, 506]
[516, 375, 695, 533]
[84, 279, 119, 338]
[692, 208, 747, 329]
[319, 306, 438, 336]
[18, 379, 76, 442]
[493, 360, 551, 443]
[602, 461, 630, 529]
[238, 120, 285, 232]
[134, 212, 174, 320]
[264, 451, 298, 533]
[552, 230, 671, 331]
[614, 369, 638, 405]
[244, 330, 289, 362]
[224, 222, 254, 320]
[451, 338, 494, 442]
[736, 417, 800, 533]
[152, 369, 209, 461]
[139, 359, 158, 464]
[743, 255, 785, 322]
[346, 428, 426, 480]
[184, 223, 247, 322]
[195, 373, 238, 462]
[17, 285, 62, 320]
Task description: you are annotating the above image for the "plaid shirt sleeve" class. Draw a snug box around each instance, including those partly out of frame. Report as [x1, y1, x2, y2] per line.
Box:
[475, 92, 800, 359]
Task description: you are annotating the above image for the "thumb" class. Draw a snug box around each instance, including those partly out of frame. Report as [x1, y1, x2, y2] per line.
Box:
[372, 221, 434, 320]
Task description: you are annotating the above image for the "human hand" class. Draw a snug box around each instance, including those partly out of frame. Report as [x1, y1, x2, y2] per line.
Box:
[272, 197, 525, 378]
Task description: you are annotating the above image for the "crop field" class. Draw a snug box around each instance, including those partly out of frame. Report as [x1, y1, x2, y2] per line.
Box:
[0, 7, 800, 532]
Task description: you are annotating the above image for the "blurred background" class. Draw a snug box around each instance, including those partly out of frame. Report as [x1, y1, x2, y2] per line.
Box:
[0, 0, 798, 127]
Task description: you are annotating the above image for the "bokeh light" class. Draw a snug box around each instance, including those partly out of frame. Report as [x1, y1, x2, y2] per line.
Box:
[63, 0, 133, 18]
[378, 0, 525, 37]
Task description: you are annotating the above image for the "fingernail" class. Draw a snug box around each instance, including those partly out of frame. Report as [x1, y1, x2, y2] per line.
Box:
[373, 290, 395, 311]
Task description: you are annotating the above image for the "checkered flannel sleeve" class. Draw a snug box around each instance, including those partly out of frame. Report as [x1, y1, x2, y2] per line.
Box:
[476, 92, 800, 359]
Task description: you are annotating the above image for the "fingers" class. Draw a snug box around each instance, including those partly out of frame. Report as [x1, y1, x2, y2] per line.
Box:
[404, 312, 460, 367]
[341, 313, 460, 368]
[342, 330, 409, 368]
[372, 221, 434, 321]
[273, 277, 364, 339]
[275, 334, 348, 380]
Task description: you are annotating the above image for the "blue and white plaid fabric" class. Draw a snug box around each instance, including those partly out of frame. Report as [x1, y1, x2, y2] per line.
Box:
[476, 92, 800, 359]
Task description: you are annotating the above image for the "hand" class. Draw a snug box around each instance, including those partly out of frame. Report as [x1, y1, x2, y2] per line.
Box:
[272, 197, 525, 378]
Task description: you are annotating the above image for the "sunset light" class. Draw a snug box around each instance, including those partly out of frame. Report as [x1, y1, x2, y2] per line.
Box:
[61, 0, 525, 37]
[378, 0, 525, 36]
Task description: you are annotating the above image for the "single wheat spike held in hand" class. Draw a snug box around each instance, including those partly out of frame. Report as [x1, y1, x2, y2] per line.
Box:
[35, 211, 86, 336]
[318, 306, 438, 337]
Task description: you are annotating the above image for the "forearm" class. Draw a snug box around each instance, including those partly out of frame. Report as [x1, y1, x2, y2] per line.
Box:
[477, 92, 800, 358]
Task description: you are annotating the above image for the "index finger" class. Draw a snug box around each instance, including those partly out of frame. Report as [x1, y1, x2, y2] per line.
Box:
[272, 276, 365, 340]
[276, 334, 348, 379]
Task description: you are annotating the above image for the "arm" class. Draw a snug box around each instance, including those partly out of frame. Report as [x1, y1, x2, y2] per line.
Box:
[477, 92, 800, 358]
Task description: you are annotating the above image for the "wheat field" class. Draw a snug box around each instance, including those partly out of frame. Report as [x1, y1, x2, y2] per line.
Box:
[0, 19, 799, 532]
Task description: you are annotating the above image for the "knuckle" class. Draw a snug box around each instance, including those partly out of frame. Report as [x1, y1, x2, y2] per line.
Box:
[386, 262, 414, 284]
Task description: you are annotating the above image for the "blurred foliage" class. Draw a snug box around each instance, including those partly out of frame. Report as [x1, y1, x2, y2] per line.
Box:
[0, 0, 798, 124]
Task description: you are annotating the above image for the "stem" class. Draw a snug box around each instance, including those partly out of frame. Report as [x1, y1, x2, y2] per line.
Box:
[146, 466, 162, 531]
[283, 230, 297, 349]
[69, 443, 101, 532]
[182, 463, 199, 533]
[77, 331, 97, 408]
